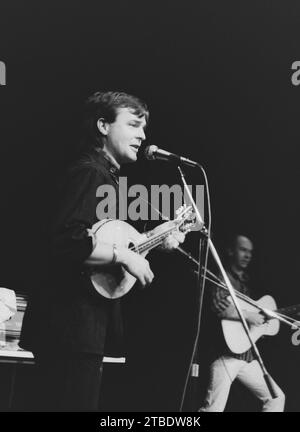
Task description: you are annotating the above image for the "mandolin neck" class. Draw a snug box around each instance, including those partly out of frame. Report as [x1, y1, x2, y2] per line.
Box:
[132, 225, 178, 254]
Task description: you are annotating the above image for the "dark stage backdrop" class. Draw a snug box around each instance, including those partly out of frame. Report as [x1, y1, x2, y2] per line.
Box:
[0, 0, 300, 411]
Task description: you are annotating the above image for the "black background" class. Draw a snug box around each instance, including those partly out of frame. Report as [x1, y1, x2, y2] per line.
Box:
[0, 0, 300, 411]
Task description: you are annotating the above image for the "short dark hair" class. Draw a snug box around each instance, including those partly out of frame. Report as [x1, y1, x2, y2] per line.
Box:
[225, 233, 253, 254]
[83, 91, 149, 150]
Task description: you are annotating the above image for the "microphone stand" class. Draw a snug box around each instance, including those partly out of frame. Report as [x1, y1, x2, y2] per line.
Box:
[189, 226, 207, 411]
[177, 165, 279, 410]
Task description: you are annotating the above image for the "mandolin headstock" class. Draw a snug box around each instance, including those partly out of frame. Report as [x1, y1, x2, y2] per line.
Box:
[175, 204, 197, 233]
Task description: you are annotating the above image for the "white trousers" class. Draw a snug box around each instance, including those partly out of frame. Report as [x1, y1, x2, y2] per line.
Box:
[199, 356, 285, 412]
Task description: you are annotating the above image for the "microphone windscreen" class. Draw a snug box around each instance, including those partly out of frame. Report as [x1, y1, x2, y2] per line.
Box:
[144, 145, 157, 160]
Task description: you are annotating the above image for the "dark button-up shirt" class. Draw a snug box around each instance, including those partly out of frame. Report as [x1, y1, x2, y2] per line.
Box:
[20, 149, 123, 355]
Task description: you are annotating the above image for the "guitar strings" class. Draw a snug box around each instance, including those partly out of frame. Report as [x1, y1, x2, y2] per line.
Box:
[205, 274, 300, 327]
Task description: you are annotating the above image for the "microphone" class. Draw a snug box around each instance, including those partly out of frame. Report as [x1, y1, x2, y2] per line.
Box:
[144, 145, 199, 168]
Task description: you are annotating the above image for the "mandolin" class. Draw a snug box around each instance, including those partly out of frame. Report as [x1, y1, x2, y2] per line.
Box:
[88, 205, 195, 299]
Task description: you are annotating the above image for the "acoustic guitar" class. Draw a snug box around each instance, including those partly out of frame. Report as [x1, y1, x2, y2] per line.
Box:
[222, 295, 300, 354]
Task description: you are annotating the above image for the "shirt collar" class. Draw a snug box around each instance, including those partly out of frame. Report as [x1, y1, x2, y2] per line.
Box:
[95, 148, 120, 175]
[228, 266, 249, 284]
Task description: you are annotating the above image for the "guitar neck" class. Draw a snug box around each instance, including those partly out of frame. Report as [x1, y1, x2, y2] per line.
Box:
[276, 304, 300, 316]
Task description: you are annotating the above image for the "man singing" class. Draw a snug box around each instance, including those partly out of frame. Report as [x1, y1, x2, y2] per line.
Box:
[20, 91, 184, 411]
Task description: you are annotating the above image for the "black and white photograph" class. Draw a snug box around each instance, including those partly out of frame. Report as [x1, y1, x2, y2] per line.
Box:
[0, 0, 299, 415]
